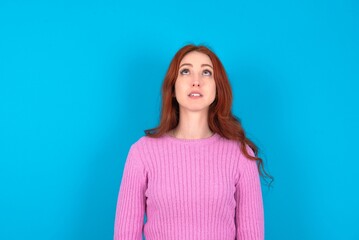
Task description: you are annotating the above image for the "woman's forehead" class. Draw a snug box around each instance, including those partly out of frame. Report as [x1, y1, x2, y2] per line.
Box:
[180, 51, 212, 66]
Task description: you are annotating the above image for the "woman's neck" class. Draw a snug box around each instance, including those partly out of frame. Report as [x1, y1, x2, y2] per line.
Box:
[171, 110, 213, 139]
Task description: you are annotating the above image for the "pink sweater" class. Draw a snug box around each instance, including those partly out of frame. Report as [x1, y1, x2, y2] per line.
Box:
[114, 132, 264, 240]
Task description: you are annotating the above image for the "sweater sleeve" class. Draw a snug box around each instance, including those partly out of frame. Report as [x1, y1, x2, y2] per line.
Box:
[235, 145, 265, 240]
[114, 144, 147, 240]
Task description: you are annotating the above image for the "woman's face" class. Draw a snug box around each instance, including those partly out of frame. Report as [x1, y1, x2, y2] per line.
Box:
[174, 51, 216, 114]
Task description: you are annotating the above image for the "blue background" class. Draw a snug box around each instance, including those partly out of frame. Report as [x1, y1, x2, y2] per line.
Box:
[1, 0, 358, 239]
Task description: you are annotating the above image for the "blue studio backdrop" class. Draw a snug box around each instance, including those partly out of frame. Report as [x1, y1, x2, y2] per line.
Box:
[1, 0, 358, 239]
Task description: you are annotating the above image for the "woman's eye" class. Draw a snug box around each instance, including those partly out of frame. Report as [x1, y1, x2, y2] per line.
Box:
[203, 69, 212, 76]
[180, 69, 190, 75]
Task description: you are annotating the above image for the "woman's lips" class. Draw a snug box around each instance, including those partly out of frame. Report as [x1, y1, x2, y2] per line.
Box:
[188, 92, 203, 97]
[188, 94, 202, 99]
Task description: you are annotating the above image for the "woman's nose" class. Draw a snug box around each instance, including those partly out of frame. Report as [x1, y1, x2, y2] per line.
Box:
[191, 73, 201, 86]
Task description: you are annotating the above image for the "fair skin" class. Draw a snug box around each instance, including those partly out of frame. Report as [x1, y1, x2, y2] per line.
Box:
[171, 51, 216, 139]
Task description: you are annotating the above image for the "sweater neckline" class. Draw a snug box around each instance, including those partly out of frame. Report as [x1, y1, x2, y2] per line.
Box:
[163, 132, 221, 145]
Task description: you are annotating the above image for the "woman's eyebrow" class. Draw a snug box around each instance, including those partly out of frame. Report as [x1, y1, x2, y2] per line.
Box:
[202, 64, 213, 69]
[179, 63, 192, 68]
[179, 63, 213, 68]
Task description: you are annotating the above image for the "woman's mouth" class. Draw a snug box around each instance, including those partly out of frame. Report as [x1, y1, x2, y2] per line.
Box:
[188, 92, 203, 98]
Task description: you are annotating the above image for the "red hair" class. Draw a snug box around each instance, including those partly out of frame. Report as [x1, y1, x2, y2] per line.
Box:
[144, 44, 274, 188]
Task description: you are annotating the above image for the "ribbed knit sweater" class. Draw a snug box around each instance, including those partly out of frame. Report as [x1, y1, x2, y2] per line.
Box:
[114, 132, 264, 240]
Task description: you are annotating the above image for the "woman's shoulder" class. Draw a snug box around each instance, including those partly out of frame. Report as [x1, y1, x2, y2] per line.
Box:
[129, 134, 167, 148]
[129, 133, 253, 156]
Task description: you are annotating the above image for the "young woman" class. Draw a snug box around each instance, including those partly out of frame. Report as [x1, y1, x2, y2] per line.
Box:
[114, 44, 273, 240]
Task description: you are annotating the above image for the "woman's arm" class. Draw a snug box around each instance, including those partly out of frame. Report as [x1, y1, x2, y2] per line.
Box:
[235, 145, 265, 240]
[114, 144, 147, 240]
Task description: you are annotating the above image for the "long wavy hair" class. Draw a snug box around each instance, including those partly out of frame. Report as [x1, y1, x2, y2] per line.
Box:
[144, 44, 274, 188]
